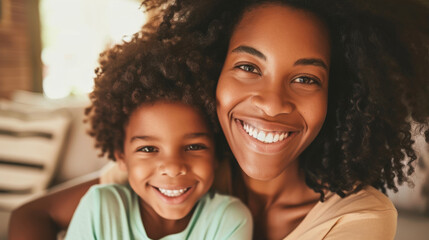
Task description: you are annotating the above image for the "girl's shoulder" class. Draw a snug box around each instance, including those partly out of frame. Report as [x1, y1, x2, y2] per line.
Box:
[197, 192, 251, 219]
[188, 192, 253, 240]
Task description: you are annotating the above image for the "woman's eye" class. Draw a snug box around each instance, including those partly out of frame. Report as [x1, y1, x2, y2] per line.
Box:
[236, 64, 260, 74]
[138, 146, 158, 153]
[185, 144, 207, 151]
[292, 76, 320, 85]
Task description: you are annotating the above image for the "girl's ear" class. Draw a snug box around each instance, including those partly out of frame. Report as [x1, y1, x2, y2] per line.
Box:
[115, 150, 128, 172]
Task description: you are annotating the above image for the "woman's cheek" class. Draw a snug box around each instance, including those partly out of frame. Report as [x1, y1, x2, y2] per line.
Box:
[300, 93, 328, 136]
[216, 75, 235, 115]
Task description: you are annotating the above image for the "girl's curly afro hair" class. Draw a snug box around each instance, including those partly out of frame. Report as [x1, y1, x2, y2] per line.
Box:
[85, 34, 222, 161]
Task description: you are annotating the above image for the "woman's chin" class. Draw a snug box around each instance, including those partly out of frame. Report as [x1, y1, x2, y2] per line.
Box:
[238, 162, 285, 182]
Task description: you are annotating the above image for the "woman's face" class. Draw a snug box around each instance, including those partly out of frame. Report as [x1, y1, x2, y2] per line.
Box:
[216, 4, 331, 180]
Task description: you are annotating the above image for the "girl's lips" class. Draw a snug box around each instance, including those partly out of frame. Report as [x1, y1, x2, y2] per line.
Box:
[234, 119, 298, 154]
[152, 184, 196, 205]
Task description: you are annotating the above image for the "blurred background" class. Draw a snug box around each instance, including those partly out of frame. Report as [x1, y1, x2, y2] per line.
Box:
[0, 0, 146, 239]
[0, 0, 428, 239]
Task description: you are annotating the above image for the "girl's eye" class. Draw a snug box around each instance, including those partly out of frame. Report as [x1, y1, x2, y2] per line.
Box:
[138, 146, 158, 153]
[236, 64, 260, 75]
[185, 144, 207, 151]
[292, 76, 320, 85]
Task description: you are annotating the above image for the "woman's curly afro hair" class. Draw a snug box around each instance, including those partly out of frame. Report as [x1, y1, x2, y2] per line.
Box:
[85, 34, 221, 161]
[142, 0, 429, 200]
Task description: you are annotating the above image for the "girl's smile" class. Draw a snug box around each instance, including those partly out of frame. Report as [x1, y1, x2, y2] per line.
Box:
[116, 102, 216, 220]
[152, 184, 197, 205]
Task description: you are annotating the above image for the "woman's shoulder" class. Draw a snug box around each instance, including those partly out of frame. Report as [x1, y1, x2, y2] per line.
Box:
[285, 186, 397, 240]
[323, 185, 396, 214]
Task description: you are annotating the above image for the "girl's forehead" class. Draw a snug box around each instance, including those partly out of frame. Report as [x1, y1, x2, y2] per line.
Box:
[127, 102, 212, 136]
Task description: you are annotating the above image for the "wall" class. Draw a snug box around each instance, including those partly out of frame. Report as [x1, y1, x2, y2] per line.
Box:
[0, 0, 42, 99]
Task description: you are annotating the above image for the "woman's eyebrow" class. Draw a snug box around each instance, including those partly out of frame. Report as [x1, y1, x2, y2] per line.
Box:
[231, 45, 266, 60]
[231, 46, 328, 71]
[294, 58, 328, 70]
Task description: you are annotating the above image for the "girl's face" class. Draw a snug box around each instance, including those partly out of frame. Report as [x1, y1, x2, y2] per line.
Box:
[116, 102, 215, 220]
[216, 4, 330, 180]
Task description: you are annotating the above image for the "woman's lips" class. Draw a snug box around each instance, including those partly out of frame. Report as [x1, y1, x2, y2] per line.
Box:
[234, 118, 299, 153]
[241, 120, 291, 143]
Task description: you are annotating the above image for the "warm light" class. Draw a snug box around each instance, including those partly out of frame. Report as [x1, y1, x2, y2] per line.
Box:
[39, 0, 147, 99]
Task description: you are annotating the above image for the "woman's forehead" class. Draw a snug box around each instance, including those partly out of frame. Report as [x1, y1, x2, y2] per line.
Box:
[229, 4, 331, 66]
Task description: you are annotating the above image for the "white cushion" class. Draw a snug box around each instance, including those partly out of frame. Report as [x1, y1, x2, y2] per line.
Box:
[0, 100, 71, 209]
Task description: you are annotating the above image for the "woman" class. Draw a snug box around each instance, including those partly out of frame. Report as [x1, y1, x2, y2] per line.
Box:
[9, 0, 429, 239]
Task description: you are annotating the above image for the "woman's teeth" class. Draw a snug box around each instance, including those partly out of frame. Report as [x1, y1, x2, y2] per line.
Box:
[243, 122, 289, 143]
[158, 187, 189, 197]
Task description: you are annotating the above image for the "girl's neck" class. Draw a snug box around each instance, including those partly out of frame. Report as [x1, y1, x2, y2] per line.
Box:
[139, 200, 193, 239]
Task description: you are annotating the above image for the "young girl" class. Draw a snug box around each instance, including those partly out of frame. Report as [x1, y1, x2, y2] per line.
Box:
[64, 37, 252, 239]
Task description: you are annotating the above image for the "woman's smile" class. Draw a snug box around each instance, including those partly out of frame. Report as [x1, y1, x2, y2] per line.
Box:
[233, 117, 301, 154]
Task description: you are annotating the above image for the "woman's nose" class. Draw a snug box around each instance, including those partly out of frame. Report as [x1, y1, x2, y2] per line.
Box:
[159, 159, 187, 177]
[250, 88, 294, 117]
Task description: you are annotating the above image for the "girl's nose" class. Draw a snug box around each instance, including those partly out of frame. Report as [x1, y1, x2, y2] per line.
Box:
[159, 160, 187, 177]
[250, 88, 295, 117]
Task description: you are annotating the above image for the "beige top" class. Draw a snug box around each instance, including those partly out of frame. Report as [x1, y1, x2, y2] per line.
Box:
[284, 186, 397, 240]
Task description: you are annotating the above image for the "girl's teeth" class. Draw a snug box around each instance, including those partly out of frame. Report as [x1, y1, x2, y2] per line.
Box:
[273, 133, 279, 142]
[158, 187, 188, 197]
[280, 133, 285, 141]
[242, 122, 290, 144]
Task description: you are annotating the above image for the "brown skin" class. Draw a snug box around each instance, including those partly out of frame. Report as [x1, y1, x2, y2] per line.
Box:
[216, 5, 330, 239]
[9, 4, 331, 240]
[8, 176, 99, 240]
[115, 102, 216, 239]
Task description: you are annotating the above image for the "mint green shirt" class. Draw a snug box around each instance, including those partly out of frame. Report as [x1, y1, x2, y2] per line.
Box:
[65, 184, 252, 240]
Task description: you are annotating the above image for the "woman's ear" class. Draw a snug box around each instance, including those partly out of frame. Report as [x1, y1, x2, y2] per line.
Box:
[115, 150, 128, 172]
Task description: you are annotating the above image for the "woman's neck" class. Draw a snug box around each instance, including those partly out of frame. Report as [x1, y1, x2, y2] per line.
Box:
[240, 160, 321, 240]
[241, 160, 313, 207]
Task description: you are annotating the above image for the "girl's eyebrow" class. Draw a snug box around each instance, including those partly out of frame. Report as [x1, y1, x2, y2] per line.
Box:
[184, 132, 211, 139]
[231, 45, 328, 70]
[130, 132, 211, 142]
[130, 136, 157, 142]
